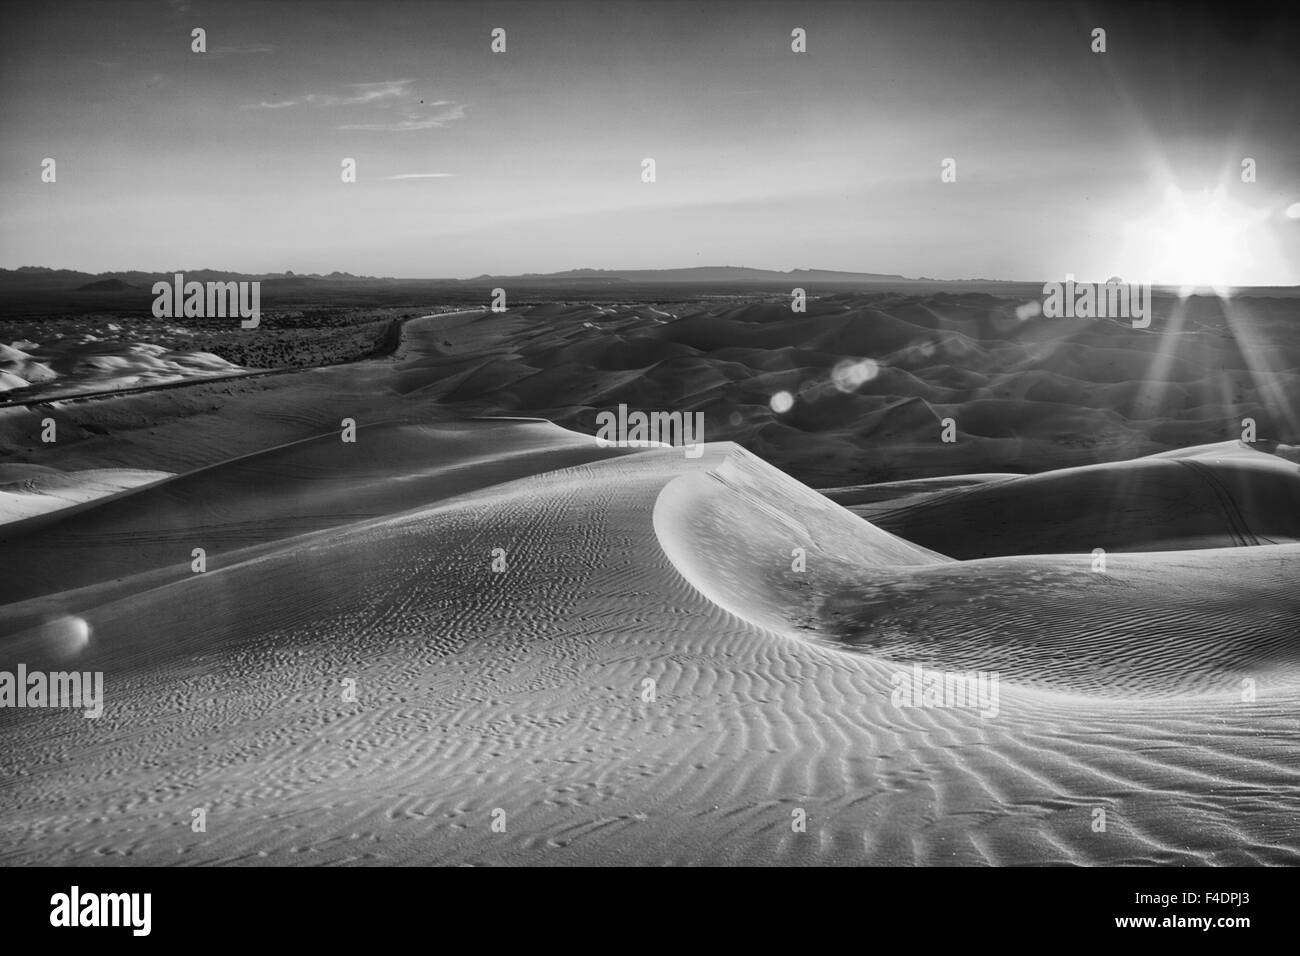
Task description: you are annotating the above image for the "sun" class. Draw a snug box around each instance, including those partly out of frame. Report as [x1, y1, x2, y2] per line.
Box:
[1116, 183, 1278, 298]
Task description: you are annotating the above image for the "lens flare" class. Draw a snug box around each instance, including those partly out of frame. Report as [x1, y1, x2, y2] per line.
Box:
[39, 615, 91, 659]
[831, 358, 880, 392]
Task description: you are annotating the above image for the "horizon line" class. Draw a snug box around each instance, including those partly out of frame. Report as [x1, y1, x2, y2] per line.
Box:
[4, 265, 1298, 290]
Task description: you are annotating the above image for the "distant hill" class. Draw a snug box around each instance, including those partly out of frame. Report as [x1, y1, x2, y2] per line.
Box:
[0, 268, 394, 294]
[76, 278, 137, 292]
[2, 265, 917, 291]
[509, 267, 912, 284]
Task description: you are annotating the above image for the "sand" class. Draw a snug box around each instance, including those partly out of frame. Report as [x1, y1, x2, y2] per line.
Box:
[0, 464, 172, 525]
[1, 297, 1298, 865]
[1, 336, 245, 402]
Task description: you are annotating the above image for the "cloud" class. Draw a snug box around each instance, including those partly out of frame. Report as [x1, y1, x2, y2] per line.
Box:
[244, 80, 465, 131]
[336, 102, 466, 132]
[379, 173, 457, 180]
[244, 80, 413, 110]
[337, 114, 464, 131]
[306, 80, 414, 108]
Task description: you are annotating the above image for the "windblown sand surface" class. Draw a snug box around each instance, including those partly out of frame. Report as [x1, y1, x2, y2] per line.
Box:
[1, 296, 1298, 865]
[0, 463, 172, 524]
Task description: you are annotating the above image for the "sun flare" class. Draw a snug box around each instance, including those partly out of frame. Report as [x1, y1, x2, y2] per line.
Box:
[1117, 184, 1282, 298]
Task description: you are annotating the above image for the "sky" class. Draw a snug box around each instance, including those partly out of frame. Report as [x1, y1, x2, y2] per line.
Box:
[1, 0, 1297, 283]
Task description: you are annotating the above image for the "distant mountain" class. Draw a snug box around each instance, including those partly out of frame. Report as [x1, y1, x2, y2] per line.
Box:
[76, 277, 137, 292]
[1, 265, 1019, 290]
[1, 265, 921, 296]
[0, 268, 105, 291]
[0, 268, 394, 293]
[509, 267, 912, 284]
[8, 266, 1298, 292]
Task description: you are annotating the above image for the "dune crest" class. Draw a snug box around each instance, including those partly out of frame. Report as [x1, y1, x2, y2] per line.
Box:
[653, 444, 948, 636]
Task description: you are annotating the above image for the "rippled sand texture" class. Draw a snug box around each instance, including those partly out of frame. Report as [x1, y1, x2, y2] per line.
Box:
[1, 301, 1298, 865]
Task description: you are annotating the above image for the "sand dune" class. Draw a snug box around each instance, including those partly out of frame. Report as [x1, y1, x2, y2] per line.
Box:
[2, 296, 1298, 866]
[1, 335, 245, 401]
[851, 441, 1300, 557]
[2, 428, 1298, 865]
[6, 293, 1299, 489]
[0, 464, 170, 524]
[0, 419, 643, 607]
[370, 293, 1300, 487]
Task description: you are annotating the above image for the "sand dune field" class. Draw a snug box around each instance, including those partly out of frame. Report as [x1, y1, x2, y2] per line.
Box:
[2, 295, 1298, 866]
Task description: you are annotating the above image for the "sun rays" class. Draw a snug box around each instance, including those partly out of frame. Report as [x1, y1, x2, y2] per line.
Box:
[1117, 183, 1287, 297]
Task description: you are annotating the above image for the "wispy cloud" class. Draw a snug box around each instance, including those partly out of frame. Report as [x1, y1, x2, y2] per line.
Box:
[305, 80, 412, 108]
[337, 103, 466, 131]
[242, 80, 464, 130]
[379, 173, 457, 180]
[244, 80, 412, 110]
